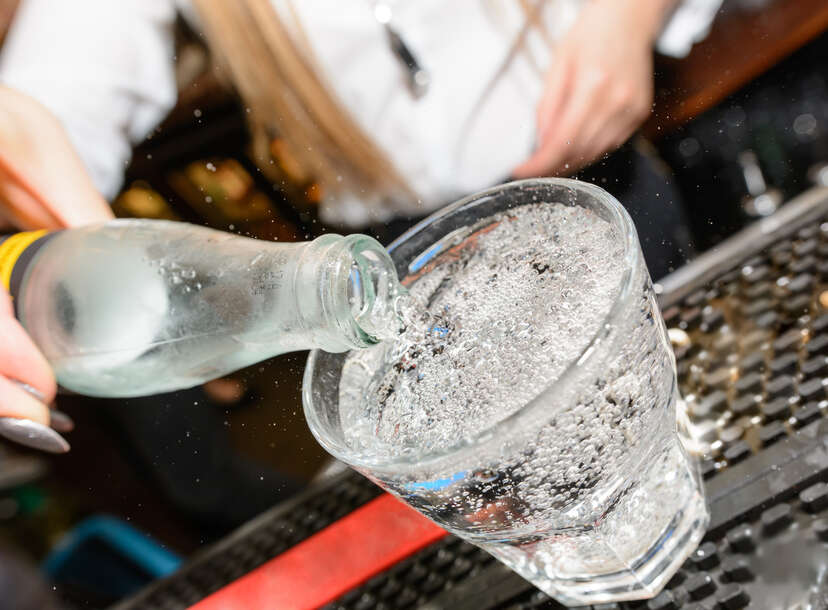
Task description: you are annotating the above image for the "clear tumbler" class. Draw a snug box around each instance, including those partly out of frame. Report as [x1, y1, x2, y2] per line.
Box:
[303, 179, 708, 605]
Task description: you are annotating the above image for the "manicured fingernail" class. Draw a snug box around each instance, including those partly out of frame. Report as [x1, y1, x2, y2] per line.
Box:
[49, 410, 74, 433]
[0, 417, 70, 453]
[11, 380, 46, 403]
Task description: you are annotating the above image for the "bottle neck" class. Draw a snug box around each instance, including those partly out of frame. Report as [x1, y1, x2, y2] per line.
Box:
[295, 234, 402, 353]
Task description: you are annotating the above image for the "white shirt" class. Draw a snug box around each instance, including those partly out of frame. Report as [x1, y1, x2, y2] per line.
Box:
[0, 0, 722, 227]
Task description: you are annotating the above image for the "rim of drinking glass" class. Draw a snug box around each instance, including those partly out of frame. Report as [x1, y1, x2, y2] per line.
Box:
[303, 177, 641, 471]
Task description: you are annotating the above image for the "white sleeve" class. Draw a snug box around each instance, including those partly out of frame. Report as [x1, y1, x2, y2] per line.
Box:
[656, 0, 723, 58]
[0, 0, 177, 200]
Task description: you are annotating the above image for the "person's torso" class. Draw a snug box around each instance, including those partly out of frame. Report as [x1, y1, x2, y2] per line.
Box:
[274, 0, 582, 225]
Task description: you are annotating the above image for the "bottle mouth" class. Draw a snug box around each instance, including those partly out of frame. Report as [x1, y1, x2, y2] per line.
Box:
[341, 235, 404, 345]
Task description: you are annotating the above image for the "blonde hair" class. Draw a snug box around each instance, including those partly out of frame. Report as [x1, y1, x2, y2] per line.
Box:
[192, 0, 545, 210]
[192, 0, 412, 207]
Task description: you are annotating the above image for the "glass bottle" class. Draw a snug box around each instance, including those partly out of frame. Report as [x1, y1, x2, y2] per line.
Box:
[0, 219, 401, 397]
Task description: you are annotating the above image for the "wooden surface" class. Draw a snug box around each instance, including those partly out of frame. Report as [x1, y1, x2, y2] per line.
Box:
[646, 0, 828, 138]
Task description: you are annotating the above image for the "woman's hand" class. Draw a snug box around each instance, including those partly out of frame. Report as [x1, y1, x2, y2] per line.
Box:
[513, 0, 676, 178]
[0, 86, 109, 451]
[0, 86, 98, 424]
[0, 86, 113, 230]
[0, 289, 55, 425]
[0, 287, 71, 452]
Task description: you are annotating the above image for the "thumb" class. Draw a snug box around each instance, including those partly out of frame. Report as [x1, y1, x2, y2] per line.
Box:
[0, 376, 51, 425]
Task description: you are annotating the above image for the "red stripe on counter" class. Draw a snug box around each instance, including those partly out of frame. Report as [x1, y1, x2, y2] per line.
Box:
[190, 493, 447, 610]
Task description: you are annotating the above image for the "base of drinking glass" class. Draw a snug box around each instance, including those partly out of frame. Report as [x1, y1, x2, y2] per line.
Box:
[541, 490, 709, 606]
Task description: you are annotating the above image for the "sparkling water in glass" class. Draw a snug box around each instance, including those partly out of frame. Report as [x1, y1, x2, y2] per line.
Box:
[304, 179, 709, 605]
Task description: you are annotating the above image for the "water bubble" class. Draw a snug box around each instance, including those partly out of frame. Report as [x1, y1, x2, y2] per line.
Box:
[474, 469, 499, 483]
[341, 203, 632, 461]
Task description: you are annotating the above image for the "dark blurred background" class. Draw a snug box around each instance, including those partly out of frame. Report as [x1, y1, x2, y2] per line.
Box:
[0, 0, 827, 607]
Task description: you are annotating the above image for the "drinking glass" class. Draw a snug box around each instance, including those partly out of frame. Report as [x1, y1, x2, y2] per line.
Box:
[303, 179, 709, 605]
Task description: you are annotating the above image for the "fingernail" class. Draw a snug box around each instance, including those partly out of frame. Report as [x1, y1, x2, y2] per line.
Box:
[49, 410, 74, 433]
[11, 380, 46, 403]
[0, 417, 70, 453]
